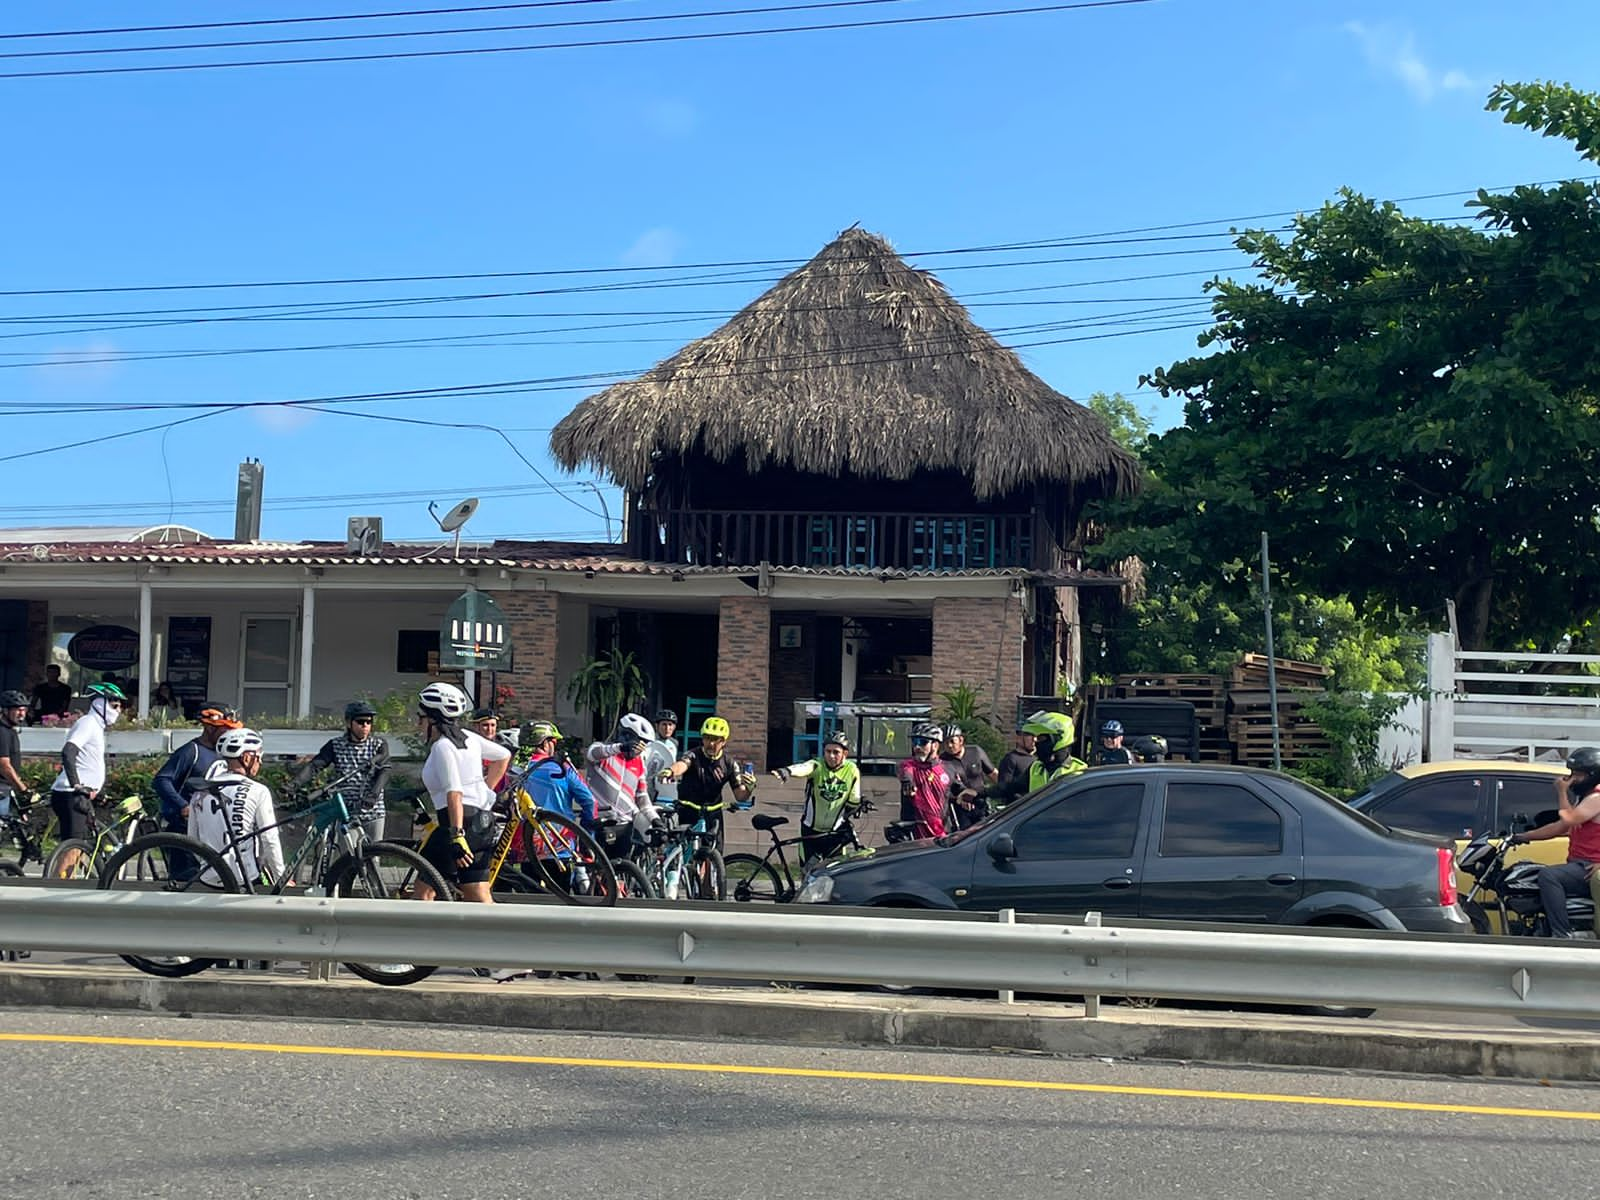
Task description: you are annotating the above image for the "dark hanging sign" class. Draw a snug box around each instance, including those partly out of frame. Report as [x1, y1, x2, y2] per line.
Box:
[166, 616, 213, 717]
[438, 591, 512, 669]
[66, 624, 140, 671]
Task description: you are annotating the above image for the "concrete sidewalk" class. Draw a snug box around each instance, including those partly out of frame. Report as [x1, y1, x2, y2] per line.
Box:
[4, 963, 1597, 1084]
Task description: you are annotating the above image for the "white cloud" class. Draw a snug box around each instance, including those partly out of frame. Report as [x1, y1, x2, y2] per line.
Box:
[251, 405, 316, 434]
[619, 227, 684, 269]
[30, 341, 123, 391]
[1343, 21, 1476, 102]
[641, 98, 697, 139]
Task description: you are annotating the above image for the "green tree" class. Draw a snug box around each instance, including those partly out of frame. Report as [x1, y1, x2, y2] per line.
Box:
[1097, 81, 1600, 651]
[1086, 391, 1153, 453]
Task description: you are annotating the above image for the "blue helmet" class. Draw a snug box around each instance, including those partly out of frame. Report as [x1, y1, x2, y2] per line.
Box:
[1100, 720, 1124, 736]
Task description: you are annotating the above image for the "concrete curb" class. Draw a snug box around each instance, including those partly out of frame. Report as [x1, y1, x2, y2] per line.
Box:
[3, 964, 1597, 1082]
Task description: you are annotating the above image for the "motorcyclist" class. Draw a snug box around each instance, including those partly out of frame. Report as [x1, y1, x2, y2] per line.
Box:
[981, 710, 1088, 810]
[897, 723, 954, 839]
[1511, 746, 1600, 938]
[772, 729, 863, 861]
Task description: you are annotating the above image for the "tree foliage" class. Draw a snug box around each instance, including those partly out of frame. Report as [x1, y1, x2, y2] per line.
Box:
[1093, 81, 1600, 650]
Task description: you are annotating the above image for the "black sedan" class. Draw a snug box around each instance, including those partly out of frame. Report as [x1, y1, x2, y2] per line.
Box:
[797, 763, 1469, 934]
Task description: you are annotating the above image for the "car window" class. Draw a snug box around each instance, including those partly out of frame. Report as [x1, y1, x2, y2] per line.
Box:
[1369, 777, 1483, 839]
[1012, 782, 1144, 859]
[1160, 782, 1283, 856]
[1496, 776, 1561, 833]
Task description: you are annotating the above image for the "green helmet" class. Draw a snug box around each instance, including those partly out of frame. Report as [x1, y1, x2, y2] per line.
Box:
[528, 720, 562, 745]
[1021, 710, 1075, 753]
[86, 681, 128, 702]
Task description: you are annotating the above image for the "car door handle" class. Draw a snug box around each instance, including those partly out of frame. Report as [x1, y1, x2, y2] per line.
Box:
[1102, 877, 1135, 890]
[1267, 873, 1298, 886]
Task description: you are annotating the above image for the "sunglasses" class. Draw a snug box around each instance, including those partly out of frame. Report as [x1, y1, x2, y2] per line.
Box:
[350, 717, 374, 725]
[914, 737, 940, 746]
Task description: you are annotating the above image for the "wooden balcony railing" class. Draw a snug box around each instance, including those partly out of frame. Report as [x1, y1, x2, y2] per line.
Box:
[645, 510, 1037, 570]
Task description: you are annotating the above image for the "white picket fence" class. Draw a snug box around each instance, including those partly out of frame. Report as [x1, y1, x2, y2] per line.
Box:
[1425, 632, 1600, 762]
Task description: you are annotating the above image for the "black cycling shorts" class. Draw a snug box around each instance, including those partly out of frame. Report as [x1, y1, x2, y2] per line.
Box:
[419, 808, 497, 886]
[50, 789, 93, 841]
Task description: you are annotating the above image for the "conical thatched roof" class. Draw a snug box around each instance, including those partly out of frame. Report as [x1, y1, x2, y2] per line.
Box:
[550, 227, 1140, 501]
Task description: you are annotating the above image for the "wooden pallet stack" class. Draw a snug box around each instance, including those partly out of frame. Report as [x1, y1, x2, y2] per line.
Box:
[1111, 673, 1228, 761]
[1226, 654, 1332, 767]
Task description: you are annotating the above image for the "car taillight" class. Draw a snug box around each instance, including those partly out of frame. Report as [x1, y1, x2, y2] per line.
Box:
[1437, 848, 1458, 907]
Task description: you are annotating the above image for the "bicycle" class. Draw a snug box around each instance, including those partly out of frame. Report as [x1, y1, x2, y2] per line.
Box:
[625, 807, 728, 902]
[45, 793, 161, 881]
[97, 773, 448, 987]
[724, 801, 877, 903]
[0, 793, 51, 876]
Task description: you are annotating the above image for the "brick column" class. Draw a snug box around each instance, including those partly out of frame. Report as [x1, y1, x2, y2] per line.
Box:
[24, 601, 50, 686]
[497, 590, 561, 721]
[716, 594, 771, 770]
[931, 594, 1025, 726]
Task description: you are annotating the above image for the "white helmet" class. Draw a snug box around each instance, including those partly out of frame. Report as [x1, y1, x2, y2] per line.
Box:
[418, 681, 471, 721]
[215, 727, 264, 759]
[616, 713, 655, 744]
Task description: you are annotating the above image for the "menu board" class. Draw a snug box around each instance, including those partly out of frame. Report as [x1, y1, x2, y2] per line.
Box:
[166, 616, 212, 718]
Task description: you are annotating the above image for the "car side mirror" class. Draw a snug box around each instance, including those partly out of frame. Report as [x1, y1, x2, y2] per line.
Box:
[987, 833, 1017, 862]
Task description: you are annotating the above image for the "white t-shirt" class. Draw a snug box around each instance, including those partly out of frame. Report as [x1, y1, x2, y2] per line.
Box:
[188, 771, 285, 887]
[52, 712, 107, 792]
[421, 729, 511, 812]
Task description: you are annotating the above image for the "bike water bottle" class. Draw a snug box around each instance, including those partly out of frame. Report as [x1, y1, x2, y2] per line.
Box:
[664, 860, 681, 900]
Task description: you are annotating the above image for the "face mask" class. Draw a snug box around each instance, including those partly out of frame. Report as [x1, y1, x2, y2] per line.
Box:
[100, 701, 122, 726]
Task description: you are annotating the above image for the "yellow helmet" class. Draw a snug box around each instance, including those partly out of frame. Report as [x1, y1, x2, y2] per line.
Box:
[1021, 710, 1075, 753]
[700, 716, 731, 740]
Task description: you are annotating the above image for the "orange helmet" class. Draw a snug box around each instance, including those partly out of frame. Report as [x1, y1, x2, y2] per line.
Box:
[197, 703, 242, 729]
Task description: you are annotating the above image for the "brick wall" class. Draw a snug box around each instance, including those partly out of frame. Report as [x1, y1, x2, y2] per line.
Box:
[24, 601, 49, 687]
[716, 594, 771, 770]
[931, 594, 1025, 725]
[497, 590, 561, 721]
[767, 613, 816, 737]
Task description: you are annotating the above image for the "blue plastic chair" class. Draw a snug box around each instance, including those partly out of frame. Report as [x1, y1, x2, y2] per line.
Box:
[790, 700, 840, 764]
[683, 695, 717, 747]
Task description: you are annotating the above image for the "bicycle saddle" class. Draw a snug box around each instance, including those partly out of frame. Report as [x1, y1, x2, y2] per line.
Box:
[751, 814, 789, 831]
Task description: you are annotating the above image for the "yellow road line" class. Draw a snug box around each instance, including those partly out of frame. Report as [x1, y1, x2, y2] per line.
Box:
[2, 1032, 1596, 1122]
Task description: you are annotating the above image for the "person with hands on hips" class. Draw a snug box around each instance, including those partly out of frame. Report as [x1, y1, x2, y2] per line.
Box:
[1509, 746, 1600, 938]
[48, 681, 126, 878]
[412, 682, 510, 903]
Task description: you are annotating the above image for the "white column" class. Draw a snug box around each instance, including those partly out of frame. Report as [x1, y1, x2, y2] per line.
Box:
[1425, 630, 1456, 763]
[298, 584, 316, 719]
[137, 582, 153, 720]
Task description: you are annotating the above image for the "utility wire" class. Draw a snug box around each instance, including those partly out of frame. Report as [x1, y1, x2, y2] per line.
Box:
[0, 0, 1161, 79]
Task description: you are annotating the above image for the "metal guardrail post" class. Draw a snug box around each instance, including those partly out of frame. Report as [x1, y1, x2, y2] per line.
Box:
[1082, 910, 1102, 1018]
[306, 960, 337, 981]
[997, 908, 1015, 1004]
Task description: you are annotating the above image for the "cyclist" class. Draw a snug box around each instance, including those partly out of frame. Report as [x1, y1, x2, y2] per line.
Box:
[645, 708, 681, 811]
[292, 700, 392, 843]
[771, 729, 863, 862]
[413, 681, 510, 904]
[523, 721, 598, 828]
[659, 715, 754, 851]
[48, 681, 126, 878]
[983, 710, 1088, 809]
[1093, 719, 1137, 765]
[187, 727, 285, 888]
[940, 723, 998, 829]
[898, 723, 954, 840]
[585, 713, 663, 850]
[151, 702, 241, 881]
[0, 690, 32, 817]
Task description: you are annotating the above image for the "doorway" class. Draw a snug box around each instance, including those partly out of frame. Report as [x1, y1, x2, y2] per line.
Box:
[240, 615, 295, 720]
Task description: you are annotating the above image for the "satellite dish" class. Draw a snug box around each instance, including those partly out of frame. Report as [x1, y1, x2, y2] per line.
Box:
[428, 497, 481, 560]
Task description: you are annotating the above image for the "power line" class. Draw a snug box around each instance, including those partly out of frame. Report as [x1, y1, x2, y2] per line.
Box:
[0, 0, 922, 62]
[0, 2, 629, 41]
[0, 0, 1160, 79]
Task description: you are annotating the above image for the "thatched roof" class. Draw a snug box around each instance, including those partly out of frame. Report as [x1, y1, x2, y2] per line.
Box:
[550, 227, 1141, 501]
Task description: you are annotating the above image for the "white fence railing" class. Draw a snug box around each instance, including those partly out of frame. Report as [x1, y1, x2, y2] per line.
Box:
[2, 886, 1596, 1019]
[1426, 632, 1600, 761]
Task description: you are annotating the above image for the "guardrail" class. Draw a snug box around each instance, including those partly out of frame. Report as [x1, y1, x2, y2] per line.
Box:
[2, 886, 1597, 1018]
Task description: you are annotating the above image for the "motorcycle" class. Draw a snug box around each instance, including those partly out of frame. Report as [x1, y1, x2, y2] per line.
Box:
[1455, 832, 1595, 937]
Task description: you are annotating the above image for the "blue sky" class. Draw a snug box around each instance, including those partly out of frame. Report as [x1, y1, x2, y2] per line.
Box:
[1, 0, 1594, 542]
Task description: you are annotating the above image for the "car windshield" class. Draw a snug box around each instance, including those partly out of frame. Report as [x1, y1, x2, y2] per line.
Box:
[1344, 771, 1407, 811]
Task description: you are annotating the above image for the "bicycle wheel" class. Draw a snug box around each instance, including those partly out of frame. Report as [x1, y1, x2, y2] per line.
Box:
[613, 858, 657, 899]
[523, 810, 618, 906]
[686, 846, 726, 901]
[323, 841, 450, 987]
[97, 833, 241, 979]
[43, 838, 97, 882]
[723, 853, 783, 903]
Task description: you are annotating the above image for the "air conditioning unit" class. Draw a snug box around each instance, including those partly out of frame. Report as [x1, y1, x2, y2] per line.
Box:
[346, 516, 383, 556]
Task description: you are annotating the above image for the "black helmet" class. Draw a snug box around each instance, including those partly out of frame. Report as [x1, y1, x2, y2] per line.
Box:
[1101, 719, 1124, 736]
[471, 707, 498, 722]
[344, 700, 377, 721]
[823, 729, 850, 751]
[655, 708, 679, 724]
[1567, 746, 1600, 781]
[0, 689, 27, 708]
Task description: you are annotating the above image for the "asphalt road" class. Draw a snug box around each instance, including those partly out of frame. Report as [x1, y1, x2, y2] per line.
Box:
[4, 1010, 1598, 1199]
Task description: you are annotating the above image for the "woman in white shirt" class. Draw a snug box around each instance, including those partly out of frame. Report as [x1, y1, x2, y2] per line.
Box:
[413, 682, 509, 903]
